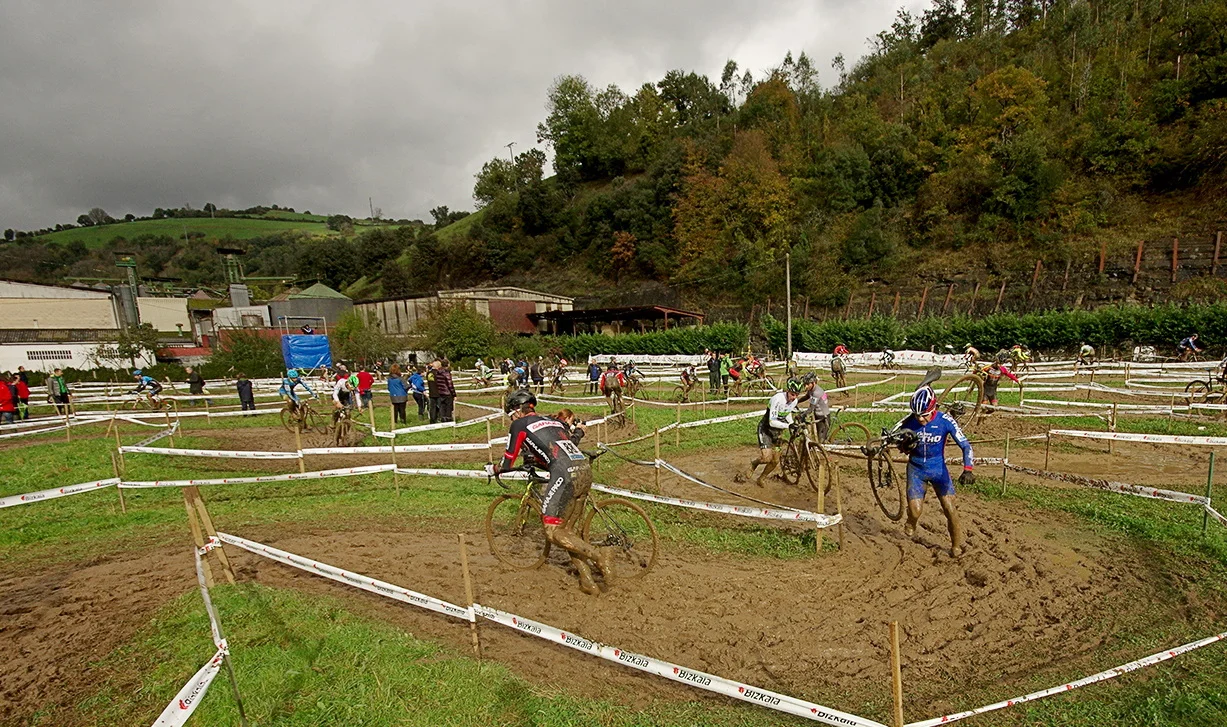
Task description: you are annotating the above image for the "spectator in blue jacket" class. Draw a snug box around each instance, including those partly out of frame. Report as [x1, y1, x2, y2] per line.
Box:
[387, 365, 409, 424]
[587, 361, 601, 395]
[408, 366, 427, 420]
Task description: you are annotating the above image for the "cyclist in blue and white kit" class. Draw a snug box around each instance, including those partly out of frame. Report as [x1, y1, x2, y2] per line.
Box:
[278, 369, 316, 412]
[896, 386, 974, 557]
[129, 369, 163, 406]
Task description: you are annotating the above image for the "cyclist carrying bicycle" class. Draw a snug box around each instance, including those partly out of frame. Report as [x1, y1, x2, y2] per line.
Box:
[129, 369, 163, 407]
[738, 379, 805, 487]
[1178, 334, 1203, 361]
[490, 390, 614, 596]
[800, 372, 830, 441]
[599, 363, 625, 414]
[278, 369, 316, 412]
[978, 359, 1019, 406]
[963, 344, 980, 368]
[895, 386, 974, 557]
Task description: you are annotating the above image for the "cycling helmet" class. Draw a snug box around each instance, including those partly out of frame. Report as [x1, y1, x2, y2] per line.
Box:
[505, 389, 537, 413]
[801, 371, 818, 385]
[963, 343, 974, 351]
[132, 369, 142, 376]
[785, 378, 804, 394]
[910, 386, 938, 417]
[348, 374, 359, 388]
[287, 369, 300, 380]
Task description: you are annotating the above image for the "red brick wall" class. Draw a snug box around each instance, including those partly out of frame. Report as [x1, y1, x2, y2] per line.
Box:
[488, 300, 537, 334]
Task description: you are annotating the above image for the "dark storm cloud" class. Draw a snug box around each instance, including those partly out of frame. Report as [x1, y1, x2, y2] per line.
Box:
[0, 0, 925, 230]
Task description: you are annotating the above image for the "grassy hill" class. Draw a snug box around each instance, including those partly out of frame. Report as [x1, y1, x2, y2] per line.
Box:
[34, 217, 338, 248]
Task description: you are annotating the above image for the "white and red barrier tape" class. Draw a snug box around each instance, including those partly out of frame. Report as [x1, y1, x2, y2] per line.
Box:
[150, 643, 228, 727]
[0, 477, 119, 509]
[1003, 464, 1210, 505]
[120, 464, 394, 488]
[122, 445, 302, 460]
[591, 483, 840, 526]
[905, 629, 1227, 727]
[1050, 429, 1227, 447]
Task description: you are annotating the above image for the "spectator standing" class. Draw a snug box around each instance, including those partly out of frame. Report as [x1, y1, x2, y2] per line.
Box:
[435, 359, 456, 422]
[706, 350, 720, 394]
[426, 362, 441, 423]
[0, 373, 15, 424]
[17, 366, 29, 385]
[409, 366, 427, 420]
[587, 361, 601, 394]
[530, 357, 545, 393]
[357, 365, 375, 409]
[235, 373, 256, 411]
[387, 365, 409, 424]
[719, 353, 732, 393]
[185, 366, 211, 406]
[14, 375, 30, 420]
[48, 368, 71, 415]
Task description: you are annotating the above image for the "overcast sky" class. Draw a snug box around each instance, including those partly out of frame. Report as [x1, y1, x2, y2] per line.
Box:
[0, 0, 926, 231]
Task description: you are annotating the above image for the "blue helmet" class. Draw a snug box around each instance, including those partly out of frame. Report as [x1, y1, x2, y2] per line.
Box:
[910, 386, 938, 416]
[287, 369, 300, 379]
[132, 369, 143, 376]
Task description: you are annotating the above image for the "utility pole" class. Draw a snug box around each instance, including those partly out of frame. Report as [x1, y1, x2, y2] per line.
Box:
[369, 197, 375, 221]
[785, 252, 792, 362]
[505, 142, 516, 163]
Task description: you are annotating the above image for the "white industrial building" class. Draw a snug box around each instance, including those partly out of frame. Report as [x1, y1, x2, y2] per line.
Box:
[0, 280, 189, 372]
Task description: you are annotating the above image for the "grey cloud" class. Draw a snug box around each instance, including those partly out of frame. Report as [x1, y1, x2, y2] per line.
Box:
[0, 0, 925, 231]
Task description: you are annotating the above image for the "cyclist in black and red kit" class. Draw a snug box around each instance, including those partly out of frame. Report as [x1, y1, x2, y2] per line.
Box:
[490, 390, 614, 595]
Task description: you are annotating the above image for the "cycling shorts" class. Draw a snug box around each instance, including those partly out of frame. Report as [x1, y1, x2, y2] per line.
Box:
[906, 459, 954, 501]
[757, 419, 784, 449]
[540, 463, 593, 525]
[983, 378, 999, 400]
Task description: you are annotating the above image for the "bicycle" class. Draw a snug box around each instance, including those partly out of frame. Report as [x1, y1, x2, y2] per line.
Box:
[603, 388, 628, 427]
[936, 369, 984, 428]
[859, 429, 911, 521]
[471, 372, 495, 388]
[549, 369, 570, 394]
[625, 375, 651, 400]
[879, 351, 900, 371]
[125, 394, 171, 412]
[741, 369, 777, 393]
[826, 408, 872, 448]
[1185, 373, 1227, 404]
[280, 397, 324, 433]
[485, 454, 658, 580]
[330, 405, 357, 446]
[779, 416, 834, 494]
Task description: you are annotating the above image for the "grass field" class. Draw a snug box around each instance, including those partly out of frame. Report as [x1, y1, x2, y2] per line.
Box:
[4, 372, 1227, 726]
[33, 217, 340, 248]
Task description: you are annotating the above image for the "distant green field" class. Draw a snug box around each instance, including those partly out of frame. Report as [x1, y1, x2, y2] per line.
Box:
[234, 211, 328, 223]
[433, 207, 483, 242]
[34, 217, 338, 248]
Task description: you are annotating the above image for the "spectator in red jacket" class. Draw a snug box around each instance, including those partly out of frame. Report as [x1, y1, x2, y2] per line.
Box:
[432, 359, 455, 422]
[0, 373, 16, 425]
[14, 376, 30, 420]
[357, 366, 375, 409]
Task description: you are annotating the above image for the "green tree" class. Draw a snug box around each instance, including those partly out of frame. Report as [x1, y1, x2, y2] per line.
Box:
[332, 311, 402, 364]
[208, 329, 284, 377]
[415, 302, 494, 364]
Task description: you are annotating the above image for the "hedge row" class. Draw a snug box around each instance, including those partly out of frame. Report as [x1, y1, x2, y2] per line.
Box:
[761, 305, 1227, 355]
[541, 323, 749, 360]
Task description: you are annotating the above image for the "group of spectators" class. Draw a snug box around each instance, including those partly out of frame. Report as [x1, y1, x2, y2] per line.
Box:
[385, 359, 454, 425]
[703, 350, 765, 394]
[0, 366, 73, 424]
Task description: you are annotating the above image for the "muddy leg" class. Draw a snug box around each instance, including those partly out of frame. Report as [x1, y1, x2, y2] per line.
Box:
[937, 494, 965, 556]
[754, 449, 779, 487]
[904, 498, 923, 538]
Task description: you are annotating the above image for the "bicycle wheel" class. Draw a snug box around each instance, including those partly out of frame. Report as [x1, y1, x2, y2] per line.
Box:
[761, 374, 776, 390]
[582, 498, 658, 580]
[671, 385, 687, 403]
[1186, 380, 1212, 403]
[485, 494, 550, 570]
[280, 405, 296, 432]
[780, 435, 804, 486]
[333, 416, 351, 446]
[302, 405, 324, 434]
[827, 422, 871, 448]
[938, 375, 983, 427]
[803, 443, 834, 495]
[867, 448, 906, 521]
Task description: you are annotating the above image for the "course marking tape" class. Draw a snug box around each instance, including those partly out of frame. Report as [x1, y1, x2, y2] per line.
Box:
[120, 464, 394, 488]
[1206, 504, 1227, 528]
[300, 442, 491, 456]
[905, 629, 1227, 727]
[1003, 464, 1209, 505]
[150, 643, 228, 727]
[590, 483, 841, 526]
[0, 477, 120, 509]
[1050, 429, 1227, 447]
[217, 531, 474, 621]
[474, 604, 883, 727]
[121, 446, 302, 460]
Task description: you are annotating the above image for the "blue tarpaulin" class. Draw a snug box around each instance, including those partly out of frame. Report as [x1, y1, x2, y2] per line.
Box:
[281, 335, 332, 370]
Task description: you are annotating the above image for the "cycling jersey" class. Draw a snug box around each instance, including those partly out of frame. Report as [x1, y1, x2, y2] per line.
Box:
[1079, 345, 1095, 358]
[332, 378, 353, 406]
[757, 392, 798, 447]
[1179, 337, 1198, 351]
[833, 346, 849, 356]
[495, 413, 592, 525]
[897, 412, 973, 501]
[600, 370, 624, 394]
[681, 367, 695, 384]
[132, 376, 163, 395]
[279, 377, 315, 403]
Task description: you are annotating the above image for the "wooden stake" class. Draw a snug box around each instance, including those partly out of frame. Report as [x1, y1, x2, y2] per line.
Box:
[205, 398, 211, 423]
[1213, 231, 1222, 277]
[675, 402, 681, 446]
[1029, 259, 1043, 300]
[892, 290, 901, 317]
[114, 419, 125, 472]
[1109, 403, 1119, 454]
[940, 283, 954, 315]
[1203, 452, 1215, 538]
[187, 486, 236, 585]
[164, 409, 175, 447]
[391, 432, 400, 496]
[815, 456, 826, 555]
[1171, 237, 1179, 283]
[834, 463, 844, 551]
[1044, 432, 1051, 471]
[486, 419, 494, 464]
[1132, 240, 1144, 285]
[916, 286, 929, 318]
[1098, 239, 1107, 274]
[654, 428, 661, 491]
[889, 622, 905, 727]
[967, 281, 980, 315]
[64, 409, 71, 442]
[111, 452, 126, 514]
[994, 280, 1007, 313]
[867, 290, 877, 318]
[458, 534, 483, 663]
[183, 489, 215, 587]
[1001, 433, 1010, 494]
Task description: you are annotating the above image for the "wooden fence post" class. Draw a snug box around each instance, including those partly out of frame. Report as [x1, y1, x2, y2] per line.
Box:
[1062, 259, 1072, 291]
[889, 622, 905, 727]
[994, 280, 1007, 313]
[844, 293, 854, 320]
[654, 428, 661, 490]
[940, 284, 954, 316]
[1029, 259, 1043, 300]
[1098, 240, 1107, 275]
[294, 423, 306, 473]
[457, 534, 483, 663]
[1171, 237, 1179, 283]
[891, 291, 901, 318]
[1214, 231, 1223, 277]
[111, 452, 126, 514]
[867, 290, 877, 318]
[1132, 240, 1145, 284]
[967, 281, 980, 315]
[916, 287, 929, 318]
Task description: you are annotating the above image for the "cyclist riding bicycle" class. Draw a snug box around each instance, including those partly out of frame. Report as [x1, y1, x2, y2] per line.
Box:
[833, 344, 849, 357]
[489, 390, 614, 596]
[739, 379, 805, 487]
[1178, 334, 1203, 361]
[679, 364, 697, 401]
[279, 369, 316, 412]
[881, 347, 896, 367]
[895, 386, 975, 557]
[333, 373, 358, 410]
[129, 369, 164, 406]
[1077, 343, 1096, 367]
[599, 363, 625, 413]
[800, 372, 830, 441]
[1009, 343, 1031, 367]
